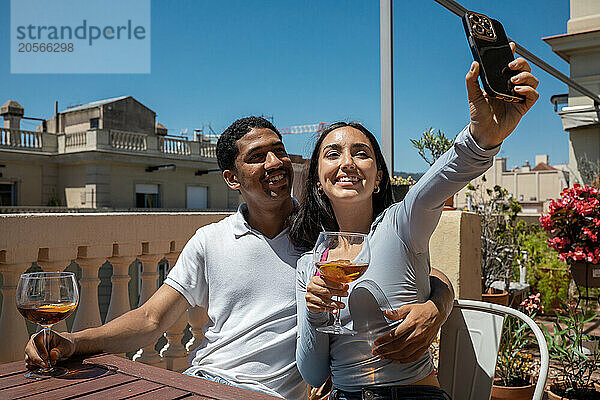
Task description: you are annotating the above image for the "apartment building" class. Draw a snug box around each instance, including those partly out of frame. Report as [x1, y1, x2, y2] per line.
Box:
[0, 96, 237, 210]
[454, 154, 569, 213]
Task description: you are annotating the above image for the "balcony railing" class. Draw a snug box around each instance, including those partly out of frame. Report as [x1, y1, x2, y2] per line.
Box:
[65, 131, 87, 149]
[0, 211, 481, 371]
[0, 128, 44, 150]
[110, 130, 148, 152]
[160, 136, 191, 155]
[0, 128, 217, 162]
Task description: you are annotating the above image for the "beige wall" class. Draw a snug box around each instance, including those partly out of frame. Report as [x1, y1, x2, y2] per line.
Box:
[102, 98, 155, 136]
[0, 157, 45, 206]
[455, 158, 568, 210]
[106, 162, 229, 209]
[569, 126, 600, 184]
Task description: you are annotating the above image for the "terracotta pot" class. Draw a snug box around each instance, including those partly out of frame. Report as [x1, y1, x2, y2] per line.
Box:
[491, 378, 535, 400]
[443, 196, 455, 210]
[482, 288, 509, 306]
[546, 383, 600, 400]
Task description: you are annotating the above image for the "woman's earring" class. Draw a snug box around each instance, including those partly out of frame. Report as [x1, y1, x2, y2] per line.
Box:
[373, 185, 380, 194]
[317, 183, 324, 196]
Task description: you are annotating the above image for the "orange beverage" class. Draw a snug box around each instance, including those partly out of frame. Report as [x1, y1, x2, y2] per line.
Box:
[17, 301, 78, 326]
[316, 259, 369, 284]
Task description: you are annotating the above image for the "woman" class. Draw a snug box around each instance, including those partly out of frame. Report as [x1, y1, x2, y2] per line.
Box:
[290, 121, 464, 400]
[291, 52, 538, 399]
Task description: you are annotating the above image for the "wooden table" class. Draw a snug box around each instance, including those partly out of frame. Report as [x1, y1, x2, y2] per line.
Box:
[0, 354, 279, 399]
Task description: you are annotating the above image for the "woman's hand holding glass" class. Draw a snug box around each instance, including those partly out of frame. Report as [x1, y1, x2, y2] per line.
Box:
[305, 274, 349, 314]
[312, 232, 370, 335]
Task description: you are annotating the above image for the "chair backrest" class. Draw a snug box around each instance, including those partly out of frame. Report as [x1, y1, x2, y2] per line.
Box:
[438, 299, 549, 400]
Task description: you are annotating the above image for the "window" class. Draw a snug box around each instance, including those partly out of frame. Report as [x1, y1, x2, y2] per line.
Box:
[136, 184, 159, 208]
[0, 183, 16, 206]
[90, 118, 99, 129]
[186, 186, 208, 209]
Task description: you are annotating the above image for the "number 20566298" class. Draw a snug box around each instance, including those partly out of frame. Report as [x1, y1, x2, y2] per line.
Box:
[18, 42, 74, 52]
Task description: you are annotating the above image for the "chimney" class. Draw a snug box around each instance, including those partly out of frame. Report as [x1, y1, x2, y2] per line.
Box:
[0, 100, 24, 130]
[535, 154, 549, 167]
[522, 160, 531, 172]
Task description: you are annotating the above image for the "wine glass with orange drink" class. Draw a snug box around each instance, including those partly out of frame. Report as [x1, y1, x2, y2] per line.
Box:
[314, 232, 370, 335]
[16, 271, 79, 378]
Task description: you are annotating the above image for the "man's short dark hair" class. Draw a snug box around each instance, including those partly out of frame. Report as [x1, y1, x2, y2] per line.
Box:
[216, 116, 281, 171]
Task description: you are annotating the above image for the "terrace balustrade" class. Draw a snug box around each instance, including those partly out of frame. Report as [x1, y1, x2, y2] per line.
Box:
[0, 127, 216, 160]
[0, 212, 230, 371]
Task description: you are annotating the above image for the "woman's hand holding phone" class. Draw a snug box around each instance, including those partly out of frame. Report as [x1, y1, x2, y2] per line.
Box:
[466, 42, 539, 150]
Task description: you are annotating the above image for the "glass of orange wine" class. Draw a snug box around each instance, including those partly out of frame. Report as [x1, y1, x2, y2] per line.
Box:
[16, 272, 79, 378]
[314, 232, 370, 335]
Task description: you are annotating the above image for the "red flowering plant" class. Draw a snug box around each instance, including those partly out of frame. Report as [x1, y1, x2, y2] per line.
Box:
[539, 184, 600, 264]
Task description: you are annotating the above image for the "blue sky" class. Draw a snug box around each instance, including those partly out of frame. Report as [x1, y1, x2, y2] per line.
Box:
[1, 0, 571, 172]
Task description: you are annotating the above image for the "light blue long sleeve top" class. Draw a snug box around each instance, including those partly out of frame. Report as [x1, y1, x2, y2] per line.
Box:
[295, 126, 500, 391]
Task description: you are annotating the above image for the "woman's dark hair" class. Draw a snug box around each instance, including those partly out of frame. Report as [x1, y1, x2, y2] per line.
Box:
[289, 122, 393, 249]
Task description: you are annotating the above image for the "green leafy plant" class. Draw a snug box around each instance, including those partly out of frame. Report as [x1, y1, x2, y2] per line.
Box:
[522, 226, 570, 313]
[495, 295, 543, 387]
[541, 303, 600, 398]
[410, 127, 455, 166]
[466, 180, 532, 292]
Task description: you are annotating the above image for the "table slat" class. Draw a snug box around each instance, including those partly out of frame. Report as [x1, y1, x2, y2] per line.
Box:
[72, 379, 163, 399]
[17, 374, 138, 400]
[0, 361, 27, 378]
[124, 385, 191, 400]
[83, 354, 279, 399]
[2, 368, 130, 399]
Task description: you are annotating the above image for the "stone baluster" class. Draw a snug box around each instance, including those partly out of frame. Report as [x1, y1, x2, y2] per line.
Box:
[159, 250, 189, 371]
[37, 247, 77, 333]
[132, 246, 166, 367]
[105, 257, 134, 322]
[186, 306, 209, 353]
[72, 245, 111, 332]
[105, 245, 138, 358]
[0, 249, 35, 363]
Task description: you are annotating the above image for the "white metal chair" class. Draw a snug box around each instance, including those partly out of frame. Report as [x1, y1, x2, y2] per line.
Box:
[438, 299, 549, 400]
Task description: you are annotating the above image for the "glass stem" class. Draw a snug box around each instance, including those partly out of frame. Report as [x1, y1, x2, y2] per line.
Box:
[43, 326, 52, 370]
[334, 296, 343, 328]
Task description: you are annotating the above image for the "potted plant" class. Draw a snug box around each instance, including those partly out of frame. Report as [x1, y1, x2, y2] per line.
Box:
[540, 184, 600, 289]
[410, 127, 455, 208]
[491, 293, 544, 400]
[466, 182, 530, 305]
[541, 302, 600, 399]
[390, 175, 415, 202]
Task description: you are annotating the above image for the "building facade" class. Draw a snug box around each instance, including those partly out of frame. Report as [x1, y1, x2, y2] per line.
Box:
[544, 0, 600, 185]
[454, 154, 569, 214]
[0, 96, 239, 210]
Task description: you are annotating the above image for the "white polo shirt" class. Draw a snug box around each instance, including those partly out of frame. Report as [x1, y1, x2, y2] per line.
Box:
[165, 204, 308, 400]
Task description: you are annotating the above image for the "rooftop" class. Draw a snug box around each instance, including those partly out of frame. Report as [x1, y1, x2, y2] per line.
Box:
[62, 95, 129, 113]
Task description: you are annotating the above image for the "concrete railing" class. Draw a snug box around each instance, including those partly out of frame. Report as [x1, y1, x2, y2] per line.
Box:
[0, 128, 43, 150]
[110, 130, 148, 152]
[0, 210, 482, 370]
[160, 136, 191, 155]
[55, 129, 217, 160]
[0, 212, 230, 370]
[65, 131, 87, 149]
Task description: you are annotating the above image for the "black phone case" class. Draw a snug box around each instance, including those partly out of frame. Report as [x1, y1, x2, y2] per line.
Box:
[462, 11, 525, 103]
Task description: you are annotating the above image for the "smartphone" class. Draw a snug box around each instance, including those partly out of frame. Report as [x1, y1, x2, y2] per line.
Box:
[462, 11, 525, 103]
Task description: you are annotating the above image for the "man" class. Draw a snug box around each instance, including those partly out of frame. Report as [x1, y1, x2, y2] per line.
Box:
[24, 116, 454, 399]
